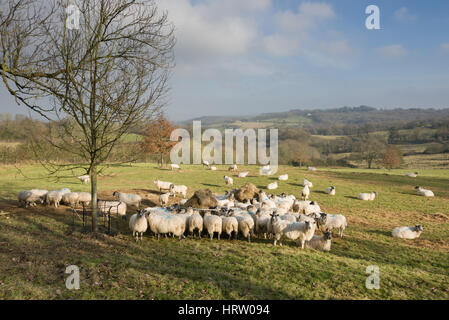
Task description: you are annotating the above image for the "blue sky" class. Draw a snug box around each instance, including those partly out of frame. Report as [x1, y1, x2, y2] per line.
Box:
[2, 0, 449, 121]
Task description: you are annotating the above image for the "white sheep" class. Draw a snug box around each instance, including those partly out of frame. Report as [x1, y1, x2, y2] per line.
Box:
[278, 174, 288, 181]
[97, 200, 127, 218]
[18, 190, 41, 207]
[392, 225, 423, 239]
[231, 211, 254, 242]
[255, 210, 272, 238]
[228, 164, 238, 171]
[77, 192, 92, 206]
[129, 209, 148, 243]
[203, 160, 210, 168]
[30, 189, 48, 199]
[59, 188, 71, 196]
[224, 175, 233, 186]
[113, 191, 142, 208]
[159, 193, 170, 206]
[45, 191, 63, 208]
[62, 192, 80, 207]
[301, 185, 310, 200]
[308, 166, 317, 171]
[170, 163, 180, 170]
[415, 186, 434, 197]
[259, 165, 272, 176]
[267, 182, 278, 190]
[358, 191, 377, 201]
[188, 211, 203, 238]
[77, 175, 90, 184]
[221, 216, 239, 240]
[325, 186, 336, 196]
[279, 214, 296, 223]
[210, 166, 217, 171]
[170, 184, 188, 198]
[303, 178, 313, 188]
[302, 201, 321, 216]
[153, 180, 173, 193]
[305, 232, 332, 252]
[272, 215, 317, 248]
[203, 212, 222, 240]
[147, 211, 185, 240]
[238, 171, 249, 178]
[317, 213, 347, 237]
[405, 172, 418, 178]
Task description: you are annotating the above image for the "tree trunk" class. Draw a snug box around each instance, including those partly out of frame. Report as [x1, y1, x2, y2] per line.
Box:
[91, 166, 98, 233]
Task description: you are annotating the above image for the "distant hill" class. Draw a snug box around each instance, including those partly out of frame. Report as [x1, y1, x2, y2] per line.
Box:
[180, 106, 449, 130]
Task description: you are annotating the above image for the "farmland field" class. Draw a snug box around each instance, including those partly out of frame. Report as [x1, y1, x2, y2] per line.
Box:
[0, 164, 448, 299]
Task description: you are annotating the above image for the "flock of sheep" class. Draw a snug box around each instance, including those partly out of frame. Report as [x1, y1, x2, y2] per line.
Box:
[17, 164, 430, 250]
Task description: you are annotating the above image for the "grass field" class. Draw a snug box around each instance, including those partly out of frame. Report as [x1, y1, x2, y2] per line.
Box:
[0, 163, 448, 299]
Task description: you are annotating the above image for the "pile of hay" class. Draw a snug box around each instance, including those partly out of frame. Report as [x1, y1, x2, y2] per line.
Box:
[234, 183, 259, 202]
[183, 189, 218, 209]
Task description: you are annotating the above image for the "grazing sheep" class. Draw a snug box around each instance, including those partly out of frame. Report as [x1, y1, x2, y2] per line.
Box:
[317, 213, 347, 237]
[170, 163, 180, 170]
[228, 164, 238, 171]
[325, 186, 336, 196]
[303, 179, 313, 188]
[221, 216, 239, 240]
[301, 185, 310, 200]
[267, 182, 278, 190]
[147, 211, 185, 240]
[224, 175, 233, 186]
[113, 191, 142, 208]
[278, 174, 288, 181]
[255, 210, 272, 238]
[170, 184, 188, 198]
[97, 200, 127, 218]
[18, 190, 41, 207]
[392, 225, 423, 239]
[272, 214, 317, 248]
[188, 211, 203, 238]
[45, 191, 63, 208]
[203, 212, 222, 240]
[77, 175, 90, 184]
[210, 166, 217, 171]
[62, 192, 80, 207]
[231, 211, 254, 242]
[238, 171, 249, 178]
[30, 189, 48, 200]
[153, 180, 173, 193]
[159, 193, 170, 206]
[203, 160, 210, 168]
[405, 172, 418, 178]
[358, 191, 377, 201]
[77, 192, 92, 206]
[305, 232, 332, 252]
[129, 209, 148, 243]
[415, 186, 434, 197]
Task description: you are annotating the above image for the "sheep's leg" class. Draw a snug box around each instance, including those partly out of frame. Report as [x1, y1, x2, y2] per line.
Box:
[301, 240, 305, 249]
[218, 233, 221, 240]
[210, 232, 213, 240]
[247, 233, 251, 243]
[157, 234, 160, 240]
[198, 230, 202, 239]
[229, 233, 232, 240]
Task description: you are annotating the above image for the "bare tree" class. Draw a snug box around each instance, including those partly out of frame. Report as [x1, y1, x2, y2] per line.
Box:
[1, 0, 175, 232]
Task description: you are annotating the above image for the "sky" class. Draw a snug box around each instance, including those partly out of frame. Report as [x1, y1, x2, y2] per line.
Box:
[2, 0, 449, 121]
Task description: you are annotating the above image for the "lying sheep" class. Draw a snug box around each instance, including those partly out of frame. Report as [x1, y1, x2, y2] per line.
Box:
[62, 192, 79, 207]
[170, 163, 180, 170]
[210, 166, 217, 171]
[392, 225, 423, 239]
[221, 216, 239, 240]
[231, 211, 254, 242]
[129, 210, 148, 243]
[308, 167, 317, 171]
[228, 164, 238, 171]
[325, 186, 336, 196]
[45, 191, 63, 208]
[113, 191, 142, 208]
[203, 212, 222, 240]
[415, 186, 434, 197]
[267, 182, 278, 190]
[259, 165, 272, 175]
[305, 232, 332, 252]
[154, 180, 173, 193]
[278, 174, 288, 181]
[317, 213, 347, 238]
[77, 175, 90, 184]
[301, 185, 310, 201]
[405, 172, 418, 178]
[188, 211, 203, 238]
[238, 171, 249, 178]
[170, 184, 188, 198]
[272, 215, 317, 248]
[358, 191, 376, 201]
[97, 200, 127, 218]
[224, 175, 233, 186]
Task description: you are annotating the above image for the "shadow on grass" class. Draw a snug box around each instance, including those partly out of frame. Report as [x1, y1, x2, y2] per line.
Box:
[202, 183, 221, 188]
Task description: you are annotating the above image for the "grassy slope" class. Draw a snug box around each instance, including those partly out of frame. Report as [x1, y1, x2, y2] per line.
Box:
[0, 164, 448, 299]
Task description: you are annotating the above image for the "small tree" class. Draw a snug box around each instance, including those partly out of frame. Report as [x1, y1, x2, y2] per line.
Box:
[141, 117, 176, 167]
[381, 146, 403, 169]
[353, 135, 386, 169]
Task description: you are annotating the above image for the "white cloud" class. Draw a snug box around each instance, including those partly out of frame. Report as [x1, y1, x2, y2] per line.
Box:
[377, 45, 407, 58]
[263, 34, 301, 57]
[394, 7, 417, 22]
[441, 43, 449, 53]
